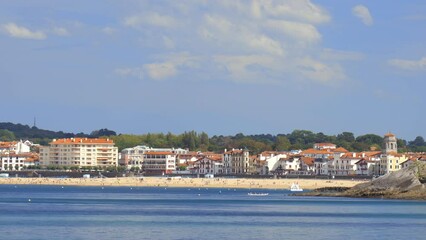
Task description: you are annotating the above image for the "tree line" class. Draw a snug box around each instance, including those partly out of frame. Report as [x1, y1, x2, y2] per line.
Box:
[1, 122, 426, 154]
[108, 130, 426, 154]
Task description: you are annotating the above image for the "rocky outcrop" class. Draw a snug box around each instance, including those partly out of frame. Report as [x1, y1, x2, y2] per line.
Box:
[300, 162, 426, 200]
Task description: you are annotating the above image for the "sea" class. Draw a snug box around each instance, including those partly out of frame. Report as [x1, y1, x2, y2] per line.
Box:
[0, 185, 425, 240]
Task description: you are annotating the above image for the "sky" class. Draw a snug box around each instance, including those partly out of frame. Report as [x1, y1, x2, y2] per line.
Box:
[0, 0, 425, 141]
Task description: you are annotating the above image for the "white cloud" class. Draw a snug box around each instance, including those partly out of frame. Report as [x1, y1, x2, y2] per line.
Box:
[202, 14, 284, 56]
[217, 0, 330, 24]
[204, 14, 233, 33]
[118, 1, 350, 86]
[52, 27, 70, 36]
[388, 57, 426, 71]
[144, 62, 177, 80]
[1, 22, 46, 40]
[214, 55, 278, 83]
[251, 0, 262, 19]
[248, 34, 284, 56]
[254, 0, 330, 24]
[265, 20, 321, 43]
[116, 53, 199, 81]
[296, 57, 346, 84]
[352, 5, 373, 26]
[124, 12, 177, 28]
[102, 27, 116, 35]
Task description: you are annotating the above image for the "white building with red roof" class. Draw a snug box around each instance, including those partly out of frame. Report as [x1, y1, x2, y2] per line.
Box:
[0, 140, 31, 154]
[39, 138, 118, 168]
[223, 148, 251, 174]
[192, 156, 223, 175]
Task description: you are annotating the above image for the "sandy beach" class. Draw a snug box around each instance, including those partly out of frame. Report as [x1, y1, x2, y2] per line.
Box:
[0, 177, 366, 190]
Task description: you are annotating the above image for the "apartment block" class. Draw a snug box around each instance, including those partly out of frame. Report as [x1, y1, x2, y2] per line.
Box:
[39, 138, 118, 168]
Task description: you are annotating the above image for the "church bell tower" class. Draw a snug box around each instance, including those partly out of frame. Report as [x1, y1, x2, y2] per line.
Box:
[383, 133, 397, 154]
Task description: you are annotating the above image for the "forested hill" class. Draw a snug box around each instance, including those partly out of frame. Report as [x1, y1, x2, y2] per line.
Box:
[1, 122, 425, 154]
[0, 122, 115, 145]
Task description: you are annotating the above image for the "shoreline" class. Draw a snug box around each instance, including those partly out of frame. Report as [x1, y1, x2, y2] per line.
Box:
[0, 177, 366, 190]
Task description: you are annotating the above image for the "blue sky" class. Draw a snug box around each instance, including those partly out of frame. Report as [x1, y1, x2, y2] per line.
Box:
[1, 0, 425, 140]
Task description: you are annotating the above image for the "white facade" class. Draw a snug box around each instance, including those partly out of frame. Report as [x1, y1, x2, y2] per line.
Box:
[39, 138, 118, 168]
[355, 159, 377, 176]
[193, 157, 223, 175]
[274, 157, 301, 174]
[142, 152, 176, 174]
[121, 145, 188, 168]
[1, 153, 37, 170]
[223, 149, 251, 174]
[258, 152, 288, 174]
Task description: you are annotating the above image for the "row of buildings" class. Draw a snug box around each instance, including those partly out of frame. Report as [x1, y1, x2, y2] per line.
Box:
[0, 140, 38, 171]
[1, 133, 425, 177]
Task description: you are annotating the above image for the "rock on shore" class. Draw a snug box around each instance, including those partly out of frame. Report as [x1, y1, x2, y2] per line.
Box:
[300, 162, 426, 200]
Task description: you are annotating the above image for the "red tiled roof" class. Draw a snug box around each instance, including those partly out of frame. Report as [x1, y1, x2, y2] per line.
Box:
[301, 149, 333, 155]
[301, 157, 315, 166]
[333, 147, 349, 153]
[51, 138, 114, 145]
[0, 141, 17, 148]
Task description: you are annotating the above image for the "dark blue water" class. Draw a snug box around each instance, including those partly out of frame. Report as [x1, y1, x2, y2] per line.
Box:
[0, 185, 425, 240]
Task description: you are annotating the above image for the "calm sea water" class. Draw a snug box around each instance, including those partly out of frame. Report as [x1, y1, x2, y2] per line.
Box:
[0, 185, 425, 240]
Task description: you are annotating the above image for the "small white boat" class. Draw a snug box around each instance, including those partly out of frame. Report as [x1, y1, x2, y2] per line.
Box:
[248, 192, 269, 196]
[290, 183, 303, 192]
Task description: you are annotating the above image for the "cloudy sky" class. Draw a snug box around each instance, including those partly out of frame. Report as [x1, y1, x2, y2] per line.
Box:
[1, 0, 425, 140]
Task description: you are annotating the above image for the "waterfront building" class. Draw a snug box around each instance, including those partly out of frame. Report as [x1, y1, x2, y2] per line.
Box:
[223, 148, 251, 174]
[142, 151, 176, 174]
[314, 158, 330, 175]
[299, 157, 315, 175]
[258, 151, 288, 174]
[273, 156, 301, 175]
[1, 153, 38, 171]
[120, 145, 188, 169]
[176, 152, 200, 165]
[303, 145, 340, 175]
[193, 156, 223, 175]
[39, 138, 118, 168]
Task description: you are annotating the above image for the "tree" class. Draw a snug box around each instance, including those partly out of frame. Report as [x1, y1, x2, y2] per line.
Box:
[409, 136, 425, 147]
[274, 136, 291, 151]
[287, 130, 315, 148]
[0, 129, 15, 141]
[355, 134, 383, 146]
[199, 132, 209, 151]
[337, 132, 355, 143]
[90, 128, 117, 137]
